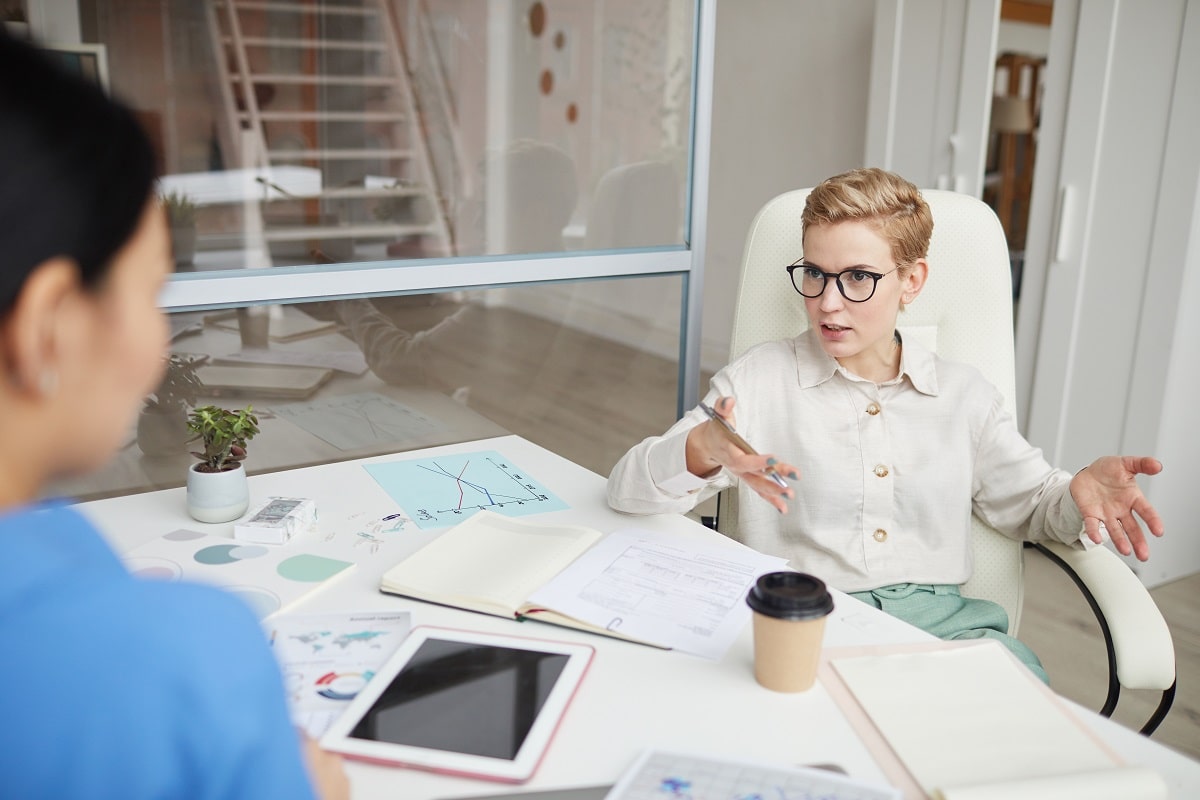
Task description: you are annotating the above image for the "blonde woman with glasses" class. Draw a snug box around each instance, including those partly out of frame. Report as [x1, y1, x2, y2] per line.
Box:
[607, 167, 1165, 683]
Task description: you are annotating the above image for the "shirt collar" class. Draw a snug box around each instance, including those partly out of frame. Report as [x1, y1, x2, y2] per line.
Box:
[793, 328, 940, 396]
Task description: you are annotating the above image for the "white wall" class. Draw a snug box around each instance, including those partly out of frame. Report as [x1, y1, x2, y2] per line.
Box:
[508, 0, 874, 377]
[1118, 0, 1200, 586]
[702, 0, 873, 370]
[1141, 183, 1200, 585]
[1019, 0, 1200, 586]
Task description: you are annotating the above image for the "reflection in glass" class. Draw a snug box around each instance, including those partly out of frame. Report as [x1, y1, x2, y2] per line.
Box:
[76, 0, 694, 273]
[44, 279, 687, 502]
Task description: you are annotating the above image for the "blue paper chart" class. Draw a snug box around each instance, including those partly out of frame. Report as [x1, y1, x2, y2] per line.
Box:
[362, 450, 569, 529]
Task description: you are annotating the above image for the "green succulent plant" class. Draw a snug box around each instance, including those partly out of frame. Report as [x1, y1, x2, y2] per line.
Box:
[186, 404, 260, 473]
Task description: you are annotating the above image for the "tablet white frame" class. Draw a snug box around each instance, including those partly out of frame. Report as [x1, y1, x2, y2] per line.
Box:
[320, 626, 594, 783]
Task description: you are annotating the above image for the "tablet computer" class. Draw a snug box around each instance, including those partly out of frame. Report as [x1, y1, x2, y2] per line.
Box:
[320, 626, 594, 783]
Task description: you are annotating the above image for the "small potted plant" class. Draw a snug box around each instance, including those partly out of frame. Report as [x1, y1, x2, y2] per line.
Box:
[184, 404, 260, 523]
[137, 353, 206, 456]
[160, 189, 198, 268]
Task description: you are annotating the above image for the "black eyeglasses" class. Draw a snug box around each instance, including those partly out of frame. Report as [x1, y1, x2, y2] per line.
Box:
[785, 259, 901, 303]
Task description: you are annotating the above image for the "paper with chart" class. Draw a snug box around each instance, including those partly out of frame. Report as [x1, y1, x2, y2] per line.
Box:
[363, 449, 569, 529]
[266, 611, 412, 738]
[605, 750, 900, 800]
[123, 529, 354, 619]
[526, 528, 788, 659]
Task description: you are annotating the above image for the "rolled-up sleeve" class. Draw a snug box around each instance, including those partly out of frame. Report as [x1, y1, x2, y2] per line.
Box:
[607, 411, 731, 515]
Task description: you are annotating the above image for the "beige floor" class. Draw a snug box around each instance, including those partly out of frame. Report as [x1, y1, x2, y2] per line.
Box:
[432, 304, 1198, 761]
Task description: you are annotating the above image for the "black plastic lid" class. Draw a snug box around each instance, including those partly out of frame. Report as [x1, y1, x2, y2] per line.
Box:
[746, 571, 834, 620]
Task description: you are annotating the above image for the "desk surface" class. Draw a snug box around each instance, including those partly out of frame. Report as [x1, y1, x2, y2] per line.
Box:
[76, 435, 1200, 799]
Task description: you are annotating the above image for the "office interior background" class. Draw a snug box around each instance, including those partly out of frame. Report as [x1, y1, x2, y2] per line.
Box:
[7, 0, 1198, 758]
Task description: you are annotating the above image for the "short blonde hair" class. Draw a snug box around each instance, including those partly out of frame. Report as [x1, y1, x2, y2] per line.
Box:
[801, 168, 933, 267]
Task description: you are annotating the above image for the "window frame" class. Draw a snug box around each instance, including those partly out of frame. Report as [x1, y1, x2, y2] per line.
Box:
[158, 1, 715, 418]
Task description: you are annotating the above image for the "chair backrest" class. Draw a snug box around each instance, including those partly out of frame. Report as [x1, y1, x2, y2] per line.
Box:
[724, 188, 1024, 630]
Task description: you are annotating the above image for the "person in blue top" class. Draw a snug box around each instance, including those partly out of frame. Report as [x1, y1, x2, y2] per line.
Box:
[0, 29, 348, 799]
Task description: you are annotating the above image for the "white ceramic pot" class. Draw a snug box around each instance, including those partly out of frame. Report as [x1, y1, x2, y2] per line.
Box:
[186, 462, 249, 523]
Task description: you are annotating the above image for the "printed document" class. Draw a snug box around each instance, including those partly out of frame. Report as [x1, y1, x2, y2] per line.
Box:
[526, 527, 787, 659]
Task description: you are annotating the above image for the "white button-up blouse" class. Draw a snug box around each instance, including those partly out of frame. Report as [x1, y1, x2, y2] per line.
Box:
[606, 330, 1088, 593]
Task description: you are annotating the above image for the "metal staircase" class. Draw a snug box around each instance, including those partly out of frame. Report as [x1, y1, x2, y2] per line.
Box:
[206, 0, 455, 262]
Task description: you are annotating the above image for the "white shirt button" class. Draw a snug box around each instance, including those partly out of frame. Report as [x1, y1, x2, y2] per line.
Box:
[874, 464, 889, 478]
[866, 402, 881, 416]
[873, 529, 888, 543]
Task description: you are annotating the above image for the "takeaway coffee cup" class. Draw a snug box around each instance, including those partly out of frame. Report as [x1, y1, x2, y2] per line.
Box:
[746, 571, 834, 692]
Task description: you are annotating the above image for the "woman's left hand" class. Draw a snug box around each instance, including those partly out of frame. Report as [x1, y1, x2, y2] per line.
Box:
[1069, 456, 1165, 561]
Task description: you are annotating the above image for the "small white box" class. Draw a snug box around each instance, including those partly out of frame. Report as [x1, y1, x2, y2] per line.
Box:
[234, 497, 317, 545]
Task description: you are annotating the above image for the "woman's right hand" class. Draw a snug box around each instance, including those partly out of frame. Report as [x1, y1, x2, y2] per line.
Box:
[302, 734, 351, 800]
[685, 396, 798, 513]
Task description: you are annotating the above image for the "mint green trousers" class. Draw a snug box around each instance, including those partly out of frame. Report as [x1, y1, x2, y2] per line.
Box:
[848, 583, 1049, 685]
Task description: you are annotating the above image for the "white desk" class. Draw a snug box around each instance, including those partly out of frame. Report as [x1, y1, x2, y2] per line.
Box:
[76, 435, 1200, 799]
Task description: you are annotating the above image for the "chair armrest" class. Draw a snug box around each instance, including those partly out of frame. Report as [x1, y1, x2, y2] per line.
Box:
[1038, 541, 1175, 691]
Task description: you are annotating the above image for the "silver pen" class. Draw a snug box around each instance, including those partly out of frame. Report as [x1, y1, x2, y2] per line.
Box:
[698, 401, 789, 489]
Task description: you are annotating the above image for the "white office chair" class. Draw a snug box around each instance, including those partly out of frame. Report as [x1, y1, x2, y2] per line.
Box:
[718, 187, 1176, 734]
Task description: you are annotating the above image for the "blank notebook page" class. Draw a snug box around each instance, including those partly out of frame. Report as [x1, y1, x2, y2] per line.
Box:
[829, 641, 1136, 797]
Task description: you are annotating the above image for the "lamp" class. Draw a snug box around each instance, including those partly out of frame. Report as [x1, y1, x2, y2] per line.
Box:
[991, 94, 1034, 134]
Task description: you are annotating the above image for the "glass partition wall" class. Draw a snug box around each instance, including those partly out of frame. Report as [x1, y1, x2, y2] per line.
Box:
[40, 0, 712, 501]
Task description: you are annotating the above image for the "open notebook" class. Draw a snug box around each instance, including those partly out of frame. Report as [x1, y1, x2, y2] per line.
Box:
[378, 511, 786, 659]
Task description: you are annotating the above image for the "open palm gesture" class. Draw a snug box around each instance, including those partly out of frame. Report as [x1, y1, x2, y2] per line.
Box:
[1070, 456, 1165, 561]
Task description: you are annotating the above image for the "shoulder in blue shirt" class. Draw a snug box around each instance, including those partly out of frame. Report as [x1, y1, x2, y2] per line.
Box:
[0, 504, 316, 800]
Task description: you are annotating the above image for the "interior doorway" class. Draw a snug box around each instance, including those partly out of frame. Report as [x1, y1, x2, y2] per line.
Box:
[983, 1, 1053, 315]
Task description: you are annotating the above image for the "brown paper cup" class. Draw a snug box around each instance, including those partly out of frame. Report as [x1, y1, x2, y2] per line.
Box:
[751, 610, 828, 692]
[746, 571, 834, 693]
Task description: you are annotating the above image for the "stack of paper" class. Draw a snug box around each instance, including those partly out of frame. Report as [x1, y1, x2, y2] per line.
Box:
[265, 610, 411, 737]
[823, 641, 1167, 799]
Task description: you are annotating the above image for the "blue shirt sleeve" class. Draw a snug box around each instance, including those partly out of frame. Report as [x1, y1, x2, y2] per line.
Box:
[1, 508, 318, 800]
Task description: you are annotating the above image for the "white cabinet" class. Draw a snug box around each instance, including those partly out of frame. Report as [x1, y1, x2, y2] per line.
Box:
[866, 0, 999, 197]
[1017, 0, 1200, 586]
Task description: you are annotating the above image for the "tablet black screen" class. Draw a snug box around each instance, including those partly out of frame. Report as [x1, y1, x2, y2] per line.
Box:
[348, 637, 571, 760]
